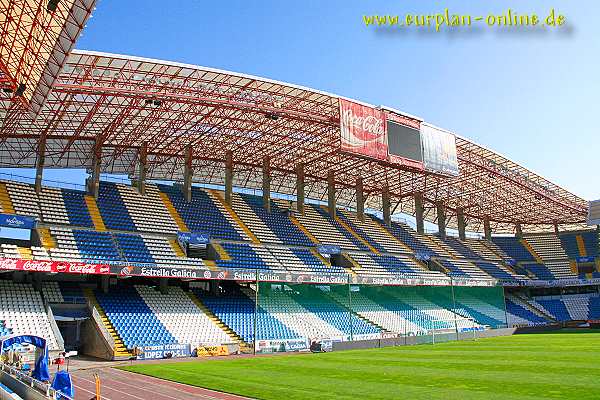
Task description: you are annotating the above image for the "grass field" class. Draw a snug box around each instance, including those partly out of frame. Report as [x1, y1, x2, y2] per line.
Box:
[122, 331, 600, 400]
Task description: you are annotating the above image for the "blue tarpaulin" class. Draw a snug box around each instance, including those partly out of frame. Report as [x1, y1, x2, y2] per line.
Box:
[51, 370, 74, 399]
[0, 334, 49, 381]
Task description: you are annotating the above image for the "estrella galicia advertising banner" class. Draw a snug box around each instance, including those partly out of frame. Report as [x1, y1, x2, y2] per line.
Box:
[137, 344, 191, 360]
[0, 213, 36, 229]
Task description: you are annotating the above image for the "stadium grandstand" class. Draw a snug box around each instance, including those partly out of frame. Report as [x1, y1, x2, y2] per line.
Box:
[0, 1, 599, 399]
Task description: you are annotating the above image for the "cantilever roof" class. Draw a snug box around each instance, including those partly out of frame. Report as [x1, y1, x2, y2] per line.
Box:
[0, 0, 96, 114]
[0, 50, 589, 233]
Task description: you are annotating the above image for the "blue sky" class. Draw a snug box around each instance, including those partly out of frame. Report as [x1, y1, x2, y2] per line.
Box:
[23, 0, 600, 200]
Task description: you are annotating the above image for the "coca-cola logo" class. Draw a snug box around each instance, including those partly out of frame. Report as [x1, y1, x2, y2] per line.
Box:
[68, 264, 99, 274]
[99, 266, 110, 274]
[21, 260, 52, 272]
[0, 258, 19, 270]
[342, 108, 385, 139]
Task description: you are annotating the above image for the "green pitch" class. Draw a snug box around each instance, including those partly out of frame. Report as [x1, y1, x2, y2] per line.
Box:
[122, 331, 600, 399]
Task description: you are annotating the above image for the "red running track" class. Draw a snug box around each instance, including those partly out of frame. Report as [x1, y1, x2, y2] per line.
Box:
[71, 368, 250, 400]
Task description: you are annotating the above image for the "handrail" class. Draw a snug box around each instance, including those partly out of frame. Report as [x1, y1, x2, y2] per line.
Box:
[87, 301, 115, 349]
[0, 362, 74, 400]
[45, 305, 65, 351]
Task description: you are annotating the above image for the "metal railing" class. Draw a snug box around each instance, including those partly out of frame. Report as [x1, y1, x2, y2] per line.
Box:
[0, 362, 74, 400]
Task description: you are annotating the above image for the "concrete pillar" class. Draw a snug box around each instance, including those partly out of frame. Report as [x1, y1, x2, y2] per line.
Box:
[183, 145, 193, 202]
[457, 208, 466, 241]
[327, 170, 336, 218]
[356, 178, 364, 222]
[34, 134, 47, 194]
[137, 142, 148, 196]
[436, 201, 447, 239]
[414, 192, 425, 234]
[262, 156, 271, 212]
[553, 223, 560, 235]
[515, 223, 523, 238]
[296, 163, 305, 215]
[32, 273, 42, 292]
[159, 278, 169, 295]
[210, 280, 219, 296]
[483, 218, 492, 241]
[225, 150, 233, 205]
[101, 275, 109, 294]
[382, 186, 391, 227]
[88, 143, 102, 198]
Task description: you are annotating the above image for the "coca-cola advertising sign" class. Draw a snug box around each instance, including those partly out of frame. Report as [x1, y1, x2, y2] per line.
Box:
[339, 99, 388, 161]
[0, 258, 111, 275]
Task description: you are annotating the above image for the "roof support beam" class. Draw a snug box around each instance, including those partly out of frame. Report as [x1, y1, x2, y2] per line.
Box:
[327, 170, 336, 218]
[34, 133, 47, 194]
[183, 145, 193, 202]
[225, 150, 233, 206]
[137, 142, 148, 195]
[414, 192, 425, 234]
[296, 163, 305, 215]
[437, 201, 447, 239]
[262, 156, 271, 212]
[356, 177, 364, 222]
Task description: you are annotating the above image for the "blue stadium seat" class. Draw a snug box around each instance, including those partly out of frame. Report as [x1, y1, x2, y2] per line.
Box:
[114, 233, 155, 264]
[491, 237, 535, 262]
[61, 188, 94, 228]
[97, 182, 137, 231]
[159, 185, 242, 240]
[95, 286, 176, 349]
[238, 193, 313, 247]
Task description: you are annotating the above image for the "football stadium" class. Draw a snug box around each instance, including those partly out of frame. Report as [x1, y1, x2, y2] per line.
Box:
[0, 1, 599, 399]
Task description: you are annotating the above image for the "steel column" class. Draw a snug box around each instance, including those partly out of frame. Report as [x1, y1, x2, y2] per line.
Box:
[262, 156, 271, 212]
[296, 163, 305, 215]
[437, 201, 447, 239]
[457, 208, 466, 241]
[225, 150, 233, 205]
[88, 142, 102, 198]
[382, 185, 391, 227]
[414, 192, 425, 234]
[515, 223, 523, 238]
[483, 218, 492, 241]
[34, 134, 47, 194]
[356, 177, 365, 222]
[137, 142, 148, 195]
[183, 146, 193, 202]
[327, 170, 336, 218]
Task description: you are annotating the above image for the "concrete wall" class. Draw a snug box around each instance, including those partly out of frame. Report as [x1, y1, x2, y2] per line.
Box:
[80, 318, 114, 361]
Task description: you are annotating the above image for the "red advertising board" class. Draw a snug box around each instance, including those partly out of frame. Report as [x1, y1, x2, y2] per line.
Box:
[339, 99, 388, 161]
[0, 258, 111, 274]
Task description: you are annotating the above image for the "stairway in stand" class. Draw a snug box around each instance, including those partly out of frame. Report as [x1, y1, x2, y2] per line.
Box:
[83, 288, 132, 359]
[84, 195, 107, 231]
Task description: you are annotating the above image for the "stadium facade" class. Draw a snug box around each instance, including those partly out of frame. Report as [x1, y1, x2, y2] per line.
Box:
[0, 0, 599, 370]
